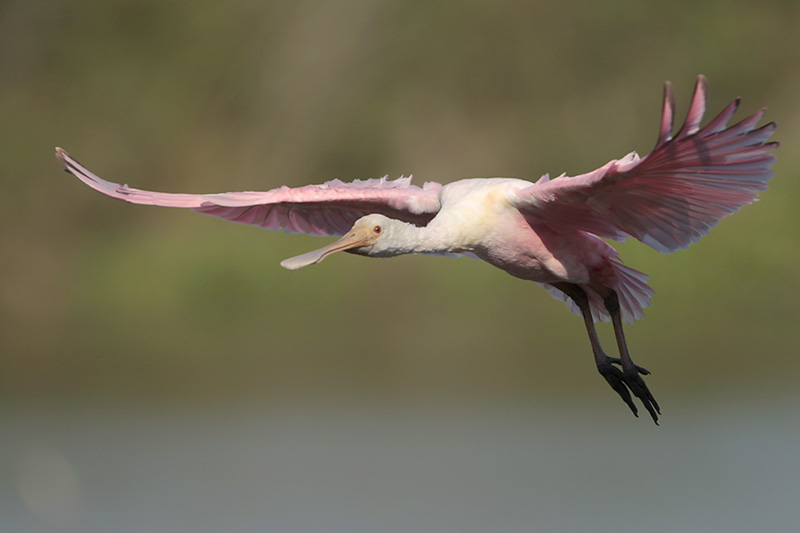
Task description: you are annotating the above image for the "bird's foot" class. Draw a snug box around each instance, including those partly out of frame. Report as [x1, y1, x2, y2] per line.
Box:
[597, 360, 661, 424]
[608, 357, 651, 376]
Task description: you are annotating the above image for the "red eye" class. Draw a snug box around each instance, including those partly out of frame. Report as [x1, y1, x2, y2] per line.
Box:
[373, 225, 382, 234]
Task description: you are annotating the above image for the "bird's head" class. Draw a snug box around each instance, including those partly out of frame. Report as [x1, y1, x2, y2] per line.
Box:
[280, 214, 394, 270]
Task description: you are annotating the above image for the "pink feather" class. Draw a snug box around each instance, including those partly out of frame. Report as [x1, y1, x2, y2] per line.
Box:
[514, 75, 777, 254]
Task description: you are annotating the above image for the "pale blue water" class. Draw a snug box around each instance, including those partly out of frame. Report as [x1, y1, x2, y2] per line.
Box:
[3, 394, 799, 532]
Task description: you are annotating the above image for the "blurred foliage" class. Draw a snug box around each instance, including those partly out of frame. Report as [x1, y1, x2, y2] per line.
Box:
[1, 0, 799, 405]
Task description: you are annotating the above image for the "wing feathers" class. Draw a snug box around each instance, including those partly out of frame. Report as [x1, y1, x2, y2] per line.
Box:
[699, 98, 740, 135]
[56, 147, 441, 237]
[656, 81, 676, 148]
[513, 76, 778, 253]
[676, 75, 709, 138]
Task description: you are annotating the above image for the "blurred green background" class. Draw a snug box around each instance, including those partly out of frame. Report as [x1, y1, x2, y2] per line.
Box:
[3, 0, 799, 404]
[2, 1, 800, 531]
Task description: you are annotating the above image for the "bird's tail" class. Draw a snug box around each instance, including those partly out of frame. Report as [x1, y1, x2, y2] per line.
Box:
[539, 260, 654, 324]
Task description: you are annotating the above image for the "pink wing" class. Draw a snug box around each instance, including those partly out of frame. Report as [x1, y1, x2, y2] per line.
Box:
[56, 148, 442, 237]
[513, 76, 778, 253]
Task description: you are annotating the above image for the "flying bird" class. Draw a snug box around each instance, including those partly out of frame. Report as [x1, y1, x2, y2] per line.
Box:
[56, 76, 777, 423]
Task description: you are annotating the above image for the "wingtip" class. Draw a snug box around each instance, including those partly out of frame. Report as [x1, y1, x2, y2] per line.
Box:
[664, 78, 676, 96]
[692, 74, 709, 105]
[656, 80, 677, 147]
[55, 146, 67, 165]
[695, 74, 709, 103]
[674, 75, 710, 139]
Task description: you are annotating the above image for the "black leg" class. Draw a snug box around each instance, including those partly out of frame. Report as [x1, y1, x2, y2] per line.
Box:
[551, 282, 660, 424]
[603, 291, 661, 424]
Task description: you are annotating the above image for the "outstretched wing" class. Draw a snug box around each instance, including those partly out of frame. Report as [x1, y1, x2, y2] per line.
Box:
[56, 148, 442, 237]
[512, 76, 778, 253]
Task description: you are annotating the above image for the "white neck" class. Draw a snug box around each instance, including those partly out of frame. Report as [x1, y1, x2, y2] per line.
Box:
[377, 219, 462, 257]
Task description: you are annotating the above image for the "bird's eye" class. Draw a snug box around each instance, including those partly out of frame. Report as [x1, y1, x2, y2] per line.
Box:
[373, 225, 382, 234]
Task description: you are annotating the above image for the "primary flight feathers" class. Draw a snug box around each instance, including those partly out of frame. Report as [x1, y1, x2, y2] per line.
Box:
[514, 77, 776, 253]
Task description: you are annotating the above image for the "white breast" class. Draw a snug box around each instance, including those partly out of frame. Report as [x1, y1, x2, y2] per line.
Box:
[430, 178, 534, 250]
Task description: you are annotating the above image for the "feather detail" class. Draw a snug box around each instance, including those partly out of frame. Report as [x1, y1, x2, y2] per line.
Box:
[512, 75, 778, 254]
[56, 148, 441, 237]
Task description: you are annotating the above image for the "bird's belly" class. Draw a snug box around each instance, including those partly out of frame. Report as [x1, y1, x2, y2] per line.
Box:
[475, 222, 598, 284]
[478, 246, 568, 283]
[433, 182, 608, 284]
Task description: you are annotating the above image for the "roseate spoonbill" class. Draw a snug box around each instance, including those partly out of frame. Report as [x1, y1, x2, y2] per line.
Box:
[56, 76, 777, 423]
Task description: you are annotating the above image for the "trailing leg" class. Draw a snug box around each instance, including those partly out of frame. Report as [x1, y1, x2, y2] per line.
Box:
[551, 282, 641, 419]
[602, 290, 661, 423]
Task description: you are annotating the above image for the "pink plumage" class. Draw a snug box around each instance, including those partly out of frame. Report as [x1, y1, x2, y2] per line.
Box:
[57, 76, 777, 423]
[514, 76, 776, 253]
[57, 155, 442, 236]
